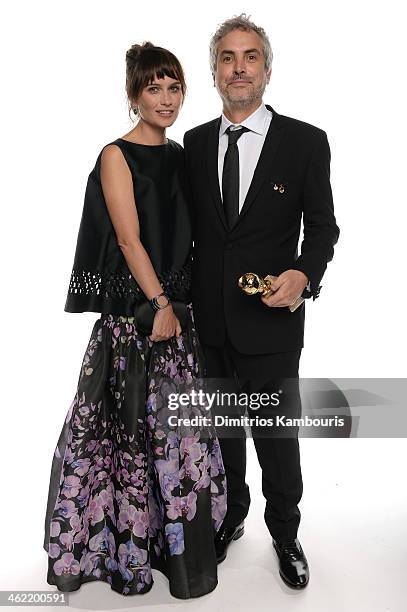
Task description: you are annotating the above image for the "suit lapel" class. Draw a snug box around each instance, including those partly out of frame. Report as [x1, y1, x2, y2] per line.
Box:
[234, 105, 286, 228]
[206, 117, 228, 231]
[205, 105, 286, 232]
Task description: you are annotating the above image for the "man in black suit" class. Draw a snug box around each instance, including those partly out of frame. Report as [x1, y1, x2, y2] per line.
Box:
[183, 14, 339, 589]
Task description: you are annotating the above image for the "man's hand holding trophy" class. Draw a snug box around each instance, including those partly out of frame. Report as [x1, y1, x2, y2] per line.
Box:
[238, 270, 309, 312]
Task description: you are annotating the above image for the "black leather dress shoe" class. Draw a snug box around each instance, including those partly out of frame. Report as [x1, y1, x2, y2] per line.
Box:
[215, 522, 245, 563]
[272, 538, 309, 589]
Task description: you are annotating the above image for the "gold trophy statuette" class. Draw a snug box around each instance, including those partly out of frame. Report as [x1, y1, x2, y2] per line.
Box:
[238, 272, 304, 312]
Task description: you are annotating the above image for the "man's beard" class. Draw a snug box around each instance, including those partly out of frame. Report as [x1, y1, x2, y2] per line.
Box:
[221, 80, 267, 109]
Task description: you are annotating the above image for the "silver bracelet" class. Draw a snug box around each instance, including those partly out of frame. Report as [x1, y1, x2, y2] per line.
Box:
[149, 291, 171, 311]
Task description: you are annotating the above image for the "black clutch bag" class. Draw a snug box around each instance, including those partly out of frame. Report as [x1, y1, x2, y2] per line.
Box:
[134, 301, 189, 336]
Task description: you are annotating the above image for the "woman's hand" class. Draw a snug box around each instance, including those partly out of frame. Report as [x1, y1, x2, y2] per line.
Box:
[149, 305, 182, 342]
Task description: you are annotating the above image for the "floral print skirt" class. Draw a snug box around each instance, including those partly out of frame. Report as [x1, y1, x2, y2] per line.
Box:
[43, 304, 227, 599]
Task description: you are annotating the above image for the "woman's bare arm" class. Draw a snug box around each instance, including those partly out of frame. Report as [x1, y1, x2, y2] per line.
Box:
[100, 144, 181, 340]
[100, 144, 163, 300]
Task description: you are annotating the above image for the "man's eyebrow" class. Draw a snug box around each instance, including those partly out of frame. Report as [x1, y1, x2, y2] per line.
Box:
[220, 48, 260, 55]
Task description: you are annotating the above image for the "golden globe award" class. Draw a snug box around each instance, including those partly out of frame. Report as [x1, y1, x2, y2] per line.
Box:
[238, 272, 304, 312]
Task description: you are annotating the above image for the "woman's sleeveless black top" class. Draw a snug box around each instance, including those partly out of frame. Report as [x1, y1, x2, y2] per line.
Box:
[64, 138, 192, 316]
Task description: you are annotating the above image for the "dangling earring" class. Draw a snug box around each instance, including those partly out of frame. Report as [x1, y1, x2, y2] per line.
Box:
[132, 105, 138, 114]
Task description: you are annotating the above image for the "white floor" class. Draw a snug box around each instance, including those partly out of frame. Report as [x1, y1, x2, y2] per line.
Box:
[3, 438, 406, 612]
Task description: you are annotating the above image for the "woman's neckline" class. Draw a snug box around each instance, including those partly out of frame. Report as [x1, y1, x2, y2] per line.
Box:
[117, 137, 170, 147]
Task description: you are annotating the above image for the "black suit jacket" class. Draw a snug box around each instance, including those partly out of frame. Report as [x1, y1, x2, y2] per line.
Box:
[183, 105, 340, 354]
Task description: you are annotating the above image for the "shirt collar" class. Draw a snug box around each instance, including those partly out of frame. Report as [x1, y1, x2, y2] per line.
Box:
[220, 102, 272, 137]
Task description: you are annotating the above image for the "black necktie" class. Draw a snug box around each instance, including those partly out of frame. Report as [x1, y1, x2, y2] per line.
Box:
[222, 125, 250, 229]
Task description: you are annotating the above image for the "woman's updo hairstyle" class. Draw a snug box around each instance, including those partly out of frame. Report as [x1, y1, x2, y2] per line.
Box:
[125, 41, 186, 119]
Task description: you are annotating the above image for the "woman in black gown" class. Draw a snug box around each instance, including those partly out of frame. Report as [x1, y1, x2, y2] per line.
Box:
[43, 41, 227, 599]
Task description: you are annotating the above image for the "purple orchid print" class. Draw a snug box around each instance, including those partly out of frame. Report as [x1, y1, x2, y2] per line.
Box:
[43, 306, 227, 598]
[53, 552, 80, 577]
[165, 523, 185, 555]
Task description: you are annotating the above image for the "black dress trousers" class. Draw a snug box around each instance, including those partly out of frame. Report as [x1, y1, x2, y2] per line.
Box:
[202, 335, 303, 545]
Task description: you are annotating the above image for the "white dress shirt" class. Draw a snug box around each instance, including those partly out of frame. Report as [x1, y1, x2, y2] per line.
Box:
[218, 102, 272, 213]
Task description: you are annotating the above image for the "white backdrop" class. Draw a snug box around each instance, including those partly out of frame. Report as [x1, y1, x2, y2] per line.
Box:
[1, 1, 406, 610]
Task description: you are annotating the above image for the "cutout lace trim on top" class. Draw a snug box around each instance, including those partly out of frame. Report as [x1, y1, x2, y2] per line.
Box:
[67, 258, 192, 301]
